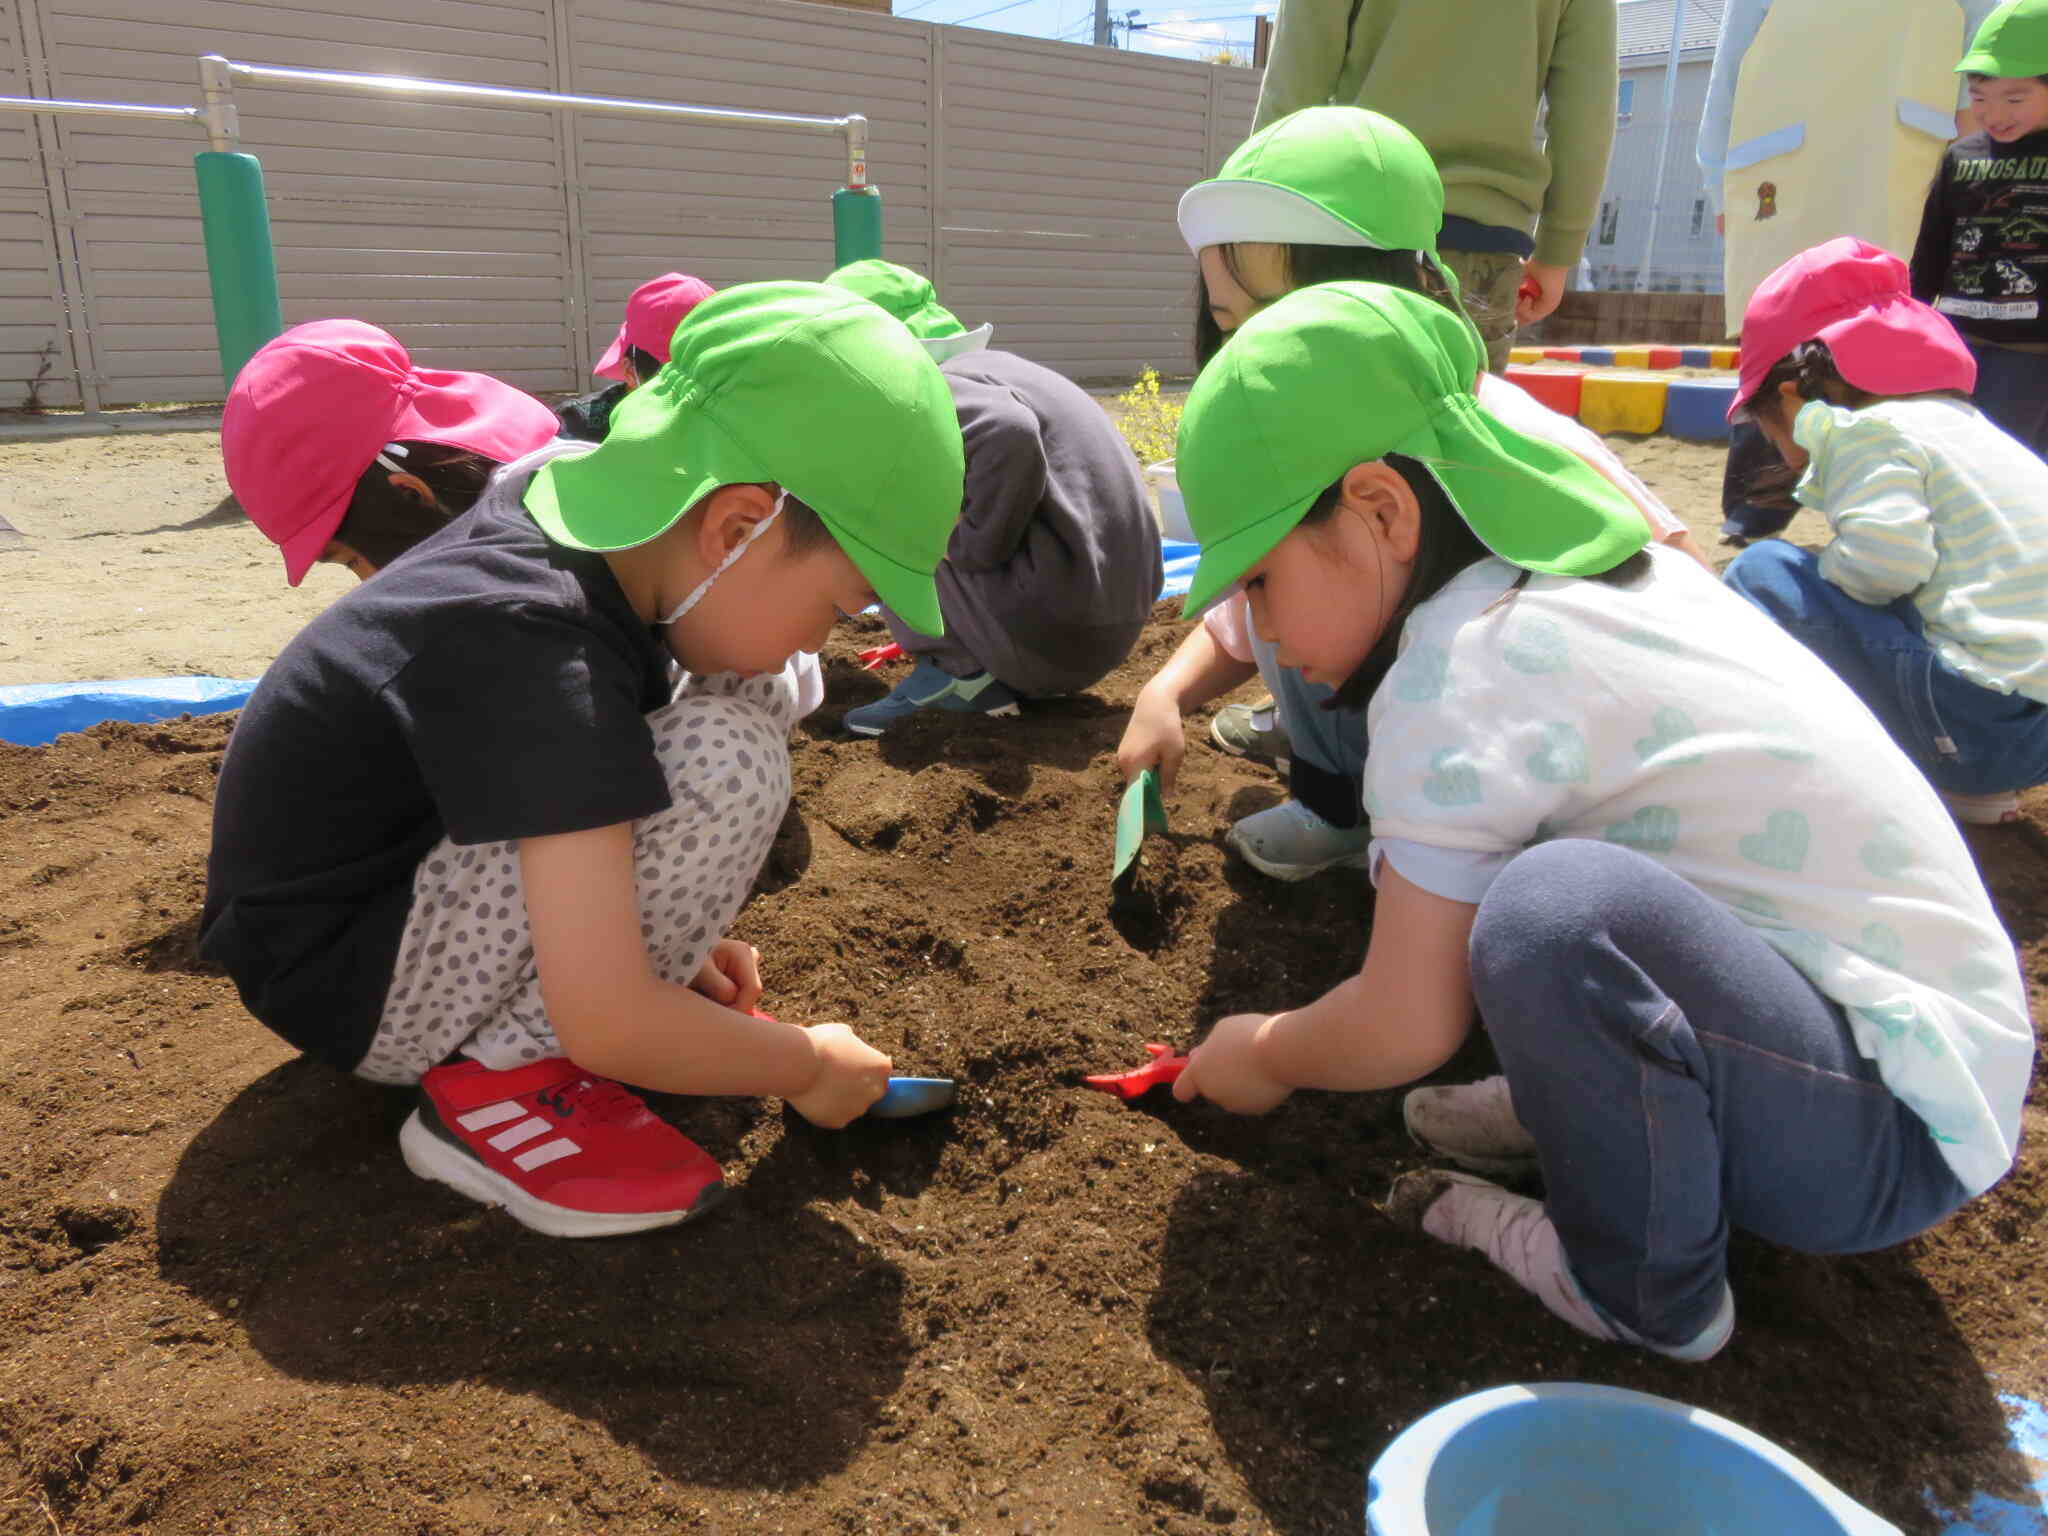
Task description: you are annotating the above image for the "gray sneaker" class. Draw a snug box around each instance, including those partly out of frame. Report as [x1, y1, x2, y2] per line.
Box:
[842, 658, 1020, 737]
[1225, 799, 1373, 881]
[1209, 699, 1292, 771]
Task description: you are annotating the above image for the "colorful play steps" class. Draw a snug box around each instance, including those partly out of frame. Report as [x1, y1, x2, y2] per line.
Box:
[1505, 355, 1738, 441]
[1509, 344, 1739, 370]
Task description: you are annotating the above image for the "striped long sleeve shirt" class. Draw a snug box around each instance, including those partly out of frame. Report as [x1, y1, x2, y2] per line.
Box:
[1794, 396, 2048, 705]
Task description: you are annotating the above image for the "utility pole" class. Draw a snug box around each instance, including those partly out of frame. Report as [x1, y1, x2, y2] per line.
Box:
[1095, 0, 1112, 46]
[1253, 13, 1272, 67]
[1633, 0, 1689, 293]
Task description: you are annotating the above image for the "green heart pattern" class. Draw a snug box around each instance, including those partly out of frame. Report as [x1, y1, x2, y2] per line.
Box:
[1422, 748, 1482, 807]
[1857, 923, 1904, 971]
[1634, 706, 1703, 766]
[1527, 722, 1589, 784]
[1739, 810, 1811, 872]
[1504, 619, 1569, 675]
[1858, 820, 1913, 880]
[1602, 804, 1679, 853]
[1855, 999, 1918, 1041]
[1393, 643, 1450, 703]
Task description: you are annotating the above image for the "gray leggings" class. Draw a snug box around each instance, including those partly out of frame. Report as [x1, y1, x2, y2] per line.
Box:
[356, 670, 799, 1085]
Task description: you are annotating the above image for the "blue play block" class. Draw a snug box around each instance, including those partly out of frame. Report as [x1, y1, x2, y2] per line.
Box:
[1680, 346, 1713, 367]
[1664, 378, 1736, 441]
[1579, 347, 1615, 367]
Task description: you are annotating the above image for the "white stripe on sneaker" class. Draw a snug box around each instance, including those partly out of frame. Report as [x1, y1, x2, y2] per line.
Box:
[513, 1138, 580, 1172]
[487, 1116, 552, 1151]
[455, 1102, 527, 1132]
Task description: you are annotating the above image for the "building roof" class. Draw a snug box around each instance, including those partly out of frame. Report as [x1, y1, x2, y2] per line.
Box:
[1617, 0, 1724, 60]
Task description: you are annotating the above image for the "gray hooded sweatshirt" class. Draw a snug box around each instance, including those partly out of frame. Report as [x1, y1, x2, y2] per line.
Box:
[884, 349, 1163, 697]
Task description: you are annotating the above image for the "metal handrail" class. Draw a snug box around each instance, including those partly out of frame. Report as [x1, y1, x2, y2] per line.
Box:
[200, 55, 869, 189]
[0, 96, 200, 124]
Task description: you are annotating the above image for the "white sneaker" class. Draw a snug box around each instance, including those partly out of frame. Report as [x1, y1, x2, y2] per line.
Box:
[1225, 799, 1373, 881]
[1941, 789, 2021, 826]
[1385, 1169, 1734, 1362]
[1402, 1076, 1540, 1177]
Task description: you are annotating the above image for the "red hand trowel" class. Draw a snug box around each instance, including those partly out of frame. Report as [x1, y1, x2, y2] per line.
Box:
[1083, 1041, 1188, 1101]
[857, 642, 905, 671]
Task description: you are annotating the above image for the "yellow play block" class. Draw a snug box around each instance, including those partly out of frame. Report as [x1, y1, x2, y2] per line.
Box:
[1610, 345, 1652, 368]
[1710, 345, 1739, 369]
[1580, 372, 1668, 434]
[1508, 346, 1545, 365]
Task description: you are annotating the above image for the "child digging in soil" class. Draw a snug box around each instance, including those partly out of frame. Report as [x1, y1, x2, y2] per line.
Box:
[1166, 280, 2032, 1361]
[554, 271, 716, 443]
[224, 319, 562, 585]
[822, 259, 1163, 734]
[200, 283, 965, 1237]
[1723, 237, 2048, 827]
[1118, 107, 1705, 882]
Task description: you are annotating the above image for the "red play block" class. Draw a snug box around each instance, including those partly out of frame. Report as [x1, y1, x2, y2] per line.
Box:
[1543, 347, 1582, 363]
[1505, 365, 1585, 416]
[1647, 346, 1683, 369]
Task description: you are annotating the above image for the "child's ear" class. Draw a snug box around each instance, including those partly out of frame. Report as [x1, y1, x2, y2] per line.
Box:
[1338, 461, 1423, 564]
[695, 483, 780, 566]
[1776, 379, 1804, 411]
[387, 471, 436, 510]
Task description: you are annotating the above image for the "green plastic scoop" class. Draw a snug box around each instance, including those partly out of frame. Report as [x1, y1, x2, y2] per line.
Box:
[1112, 768, 1169, 884]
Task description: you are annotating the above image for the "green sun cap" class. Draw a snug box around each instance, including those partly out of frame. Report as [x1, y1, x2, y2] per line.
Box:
[1178, 107, 1445, 257]
[1176, 281, 1649, 617]
[825, 259, 969, 340]
[524, 280, 965, 636]
[1959, 0, 2048, 75]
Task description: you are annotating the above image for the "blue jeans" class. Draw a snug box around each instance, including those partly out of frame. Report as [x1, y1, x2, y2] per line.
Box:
[1967, 340, 2048, 460]
[1470, 840, 1970, 1347]
[1247, 622, 1371, 827]
[1724, 540, 2048, 796]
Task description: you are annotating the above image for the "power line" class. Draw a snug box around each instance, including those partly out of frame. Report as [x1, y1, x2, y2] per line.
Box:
[944, 0, 1041, 24]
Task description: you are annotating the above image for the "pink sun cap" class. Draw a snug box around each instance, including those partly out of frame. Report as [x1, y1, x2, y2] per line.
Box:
[1731, 237, 1977, 422]
[222, 319, 561, 586]
[592, 272, 717, 381]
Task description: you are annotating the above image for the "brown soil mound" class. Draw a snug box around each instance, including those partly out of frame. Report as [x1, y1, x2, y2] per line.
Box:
[2, 607, 2045, 1535]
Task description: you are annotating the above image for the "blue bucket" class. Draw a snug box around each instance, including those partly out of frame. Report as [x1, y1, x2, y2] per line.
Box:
[1366, 1384, 1899, 1535]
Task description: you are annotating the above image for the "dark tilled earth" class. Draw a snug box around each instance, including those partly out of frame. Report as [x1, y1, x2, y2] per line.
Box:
[2, 607, 2046, 1535]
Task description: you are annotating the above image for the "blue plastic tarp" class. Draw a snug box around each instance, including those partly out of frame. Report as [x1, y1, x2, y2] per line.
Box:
[0, 546, 1207, 747]
[0, 676, 259, 747]
[1160, 538, 1199, 599]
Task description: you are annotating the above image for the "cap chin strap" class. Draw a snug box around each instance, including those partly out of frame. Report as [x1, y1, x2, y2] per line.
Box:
[656, 491, 785, 626]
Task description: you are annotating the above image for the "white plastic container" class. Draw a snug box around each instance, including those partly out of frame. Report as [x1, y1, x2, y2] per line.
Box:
[1145, 458, 1195, 544]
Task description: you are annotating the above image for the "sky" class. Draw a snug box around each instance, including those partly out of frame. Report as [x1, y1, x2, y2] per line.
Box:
[888, 0, 1278, 66]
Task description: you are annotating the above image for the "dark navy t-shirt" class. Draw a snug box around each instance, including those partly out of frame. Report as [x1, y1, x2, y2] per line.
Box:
[200, 469, 673, 1071]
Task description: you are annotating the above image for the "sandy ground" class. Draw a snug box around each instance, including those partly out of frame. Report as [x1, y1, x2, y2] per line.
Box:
[0, 420, 1820, 688]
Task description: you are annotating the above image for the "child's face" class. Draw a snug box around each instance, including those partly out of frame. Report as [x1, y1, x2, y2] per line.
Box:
[1968, 76, 2048, 142]
[1236, 464, 1420, 686]
[1199, 243, 1292, 336]
[664, 510, 876, 679]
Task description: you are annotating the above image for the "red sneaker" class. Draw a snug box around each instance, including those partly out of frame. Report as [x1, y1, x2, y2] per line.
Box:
[399, 1058, 724, 1238]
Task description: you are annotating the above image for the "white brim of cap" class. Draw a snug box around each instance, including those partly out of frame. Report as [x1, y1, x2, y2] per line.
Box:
[1177, 179, 1383, 256]
[922, 323, 994, 364]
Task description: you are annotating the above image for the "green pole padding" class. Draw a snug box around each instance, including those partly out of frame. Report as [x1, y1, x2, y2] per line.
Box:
[832, 186, 885, 267]
[194, 151, 283, 391]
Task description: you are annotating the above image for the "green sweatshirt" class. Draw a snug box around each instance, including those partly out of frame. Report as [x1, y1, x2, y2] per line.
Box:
[1251, 0, 1617, 266]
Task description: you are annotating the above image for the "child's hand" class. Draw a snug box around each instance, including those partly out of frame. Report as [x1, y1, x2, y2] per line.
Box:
[1117, 682, 1186, 792]
[1172, 1012, 1293, 1114]
[787, 1023, 892, 1128]
[689, 938, 764, 1013]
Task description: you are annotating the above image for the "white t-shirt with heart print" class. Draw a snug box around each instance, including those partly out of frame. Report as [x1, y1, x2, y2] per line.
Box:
[1363, 545, 2033, 1196]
